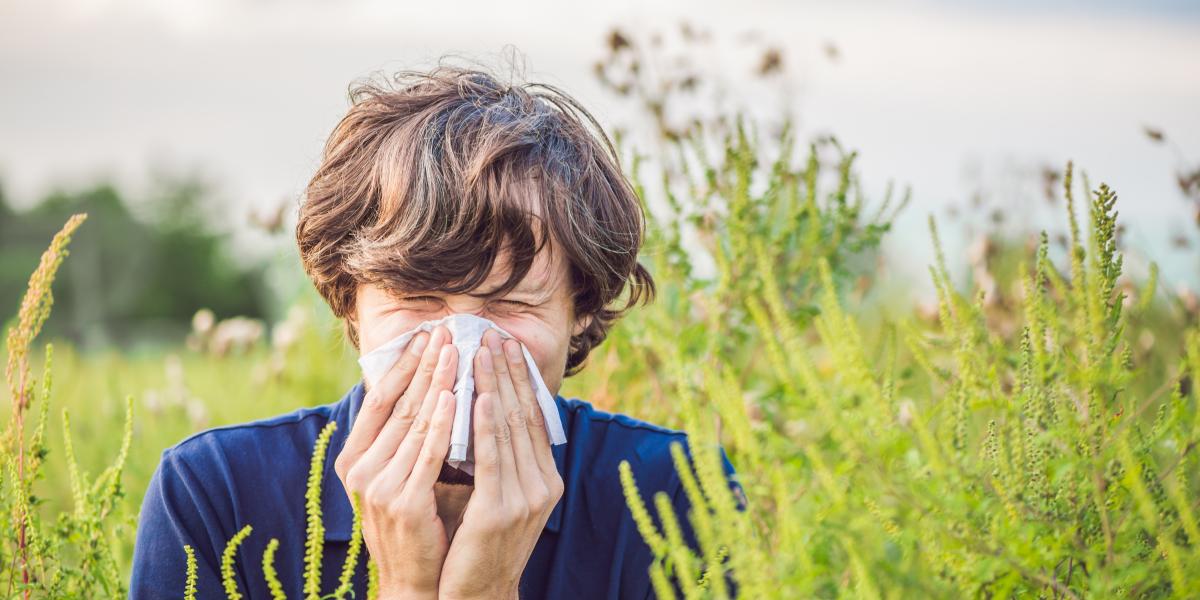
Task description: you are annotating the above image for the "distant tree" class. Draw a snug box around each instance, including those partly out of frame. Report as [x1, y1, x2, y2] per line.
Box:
[0, 174, 272, 349]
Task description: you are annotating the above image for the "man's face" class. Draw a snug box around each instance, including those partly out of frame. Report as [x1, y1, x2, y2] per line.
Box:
[352, 241, 586, 399]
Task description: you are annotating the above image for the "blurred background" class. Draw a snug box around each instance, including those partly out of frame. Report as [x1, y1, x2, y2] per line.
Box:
[2, 0, 1198, 352]
[3, 1, 1200, 591]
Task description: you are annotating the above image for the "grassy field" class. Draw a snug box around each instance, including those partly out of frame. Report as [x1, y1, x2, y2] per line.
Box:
[4, 120, 1200, 598]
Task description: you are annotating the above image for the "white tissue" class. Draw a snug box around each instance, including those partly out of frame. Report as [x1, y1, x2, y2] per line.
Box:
[356, 313, 567, 475]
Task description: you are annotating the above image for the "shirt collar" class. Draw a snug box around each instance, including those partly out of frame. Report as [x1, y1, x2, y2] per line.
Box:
[322, 381, 568, 541]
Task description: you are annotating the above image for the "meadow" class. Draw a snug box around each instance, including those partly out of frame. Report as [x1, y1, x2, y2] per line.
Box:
[4, 34, 1200, 599]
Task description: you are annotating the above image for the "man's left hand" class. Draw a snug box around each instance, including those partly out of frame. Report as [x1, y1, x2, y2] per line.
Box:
[438, 330, 564, 600]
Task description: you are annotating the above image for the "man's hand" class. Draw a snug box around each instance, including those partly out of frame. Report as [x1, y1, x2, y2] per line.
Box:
[333, 325, 459, 599]
[438, 329, 565, 600]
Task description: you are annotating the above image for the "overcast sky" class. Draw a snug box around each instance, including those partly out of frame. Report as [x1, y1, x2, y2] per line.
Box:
[2, 0, 1198, 289]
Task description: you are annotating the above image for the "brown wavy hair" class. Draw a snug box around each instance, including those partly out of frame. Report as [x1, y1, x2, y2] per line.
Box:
[296, 62, 655, 377]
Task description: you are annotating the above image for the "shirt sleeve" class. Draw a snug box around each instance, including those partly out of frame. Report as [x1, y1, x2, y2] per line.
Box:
[129, 447, 240, 599]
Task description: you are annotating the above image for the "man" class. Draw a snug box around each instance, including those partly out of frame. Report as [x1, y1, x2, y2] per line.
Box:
[130, 63, 743, 599]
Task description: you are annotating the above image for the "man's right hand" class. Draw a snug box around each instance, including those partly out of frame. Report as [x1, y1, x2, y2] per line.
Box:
[333, 325, 459, 599]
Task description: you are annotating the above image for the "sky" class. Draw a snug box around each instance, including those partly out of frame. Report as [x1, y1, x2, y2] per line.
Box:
[2, 0, 1198, 292]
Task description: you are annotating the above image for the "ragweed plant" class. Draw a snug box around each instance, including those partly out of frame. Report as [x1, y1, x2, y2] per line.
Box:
[606, 110, 908, 599]
[203, 421, 368, 600]
[0, 217, 372, 599]
[617, 156, 1200, 598]
[2, 213, 137, 598]
[222, 525, 254, 600]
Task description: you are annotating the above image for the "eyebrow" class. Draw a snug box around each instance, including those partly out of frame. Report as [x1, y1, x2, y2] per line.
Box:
[514, 277, 545, 293]
[488, 262, 555, 295]
[456, 275, 546, 299]
[393, 257, 558, 300]
[497, 281, 548, 299]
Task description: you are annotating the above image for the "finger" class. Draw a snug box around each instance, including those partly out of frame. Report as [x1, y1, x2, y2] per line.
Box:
[484, 334, 540, 493]
[473, 337, 500, 396]
[355, 327, 448, 472]
[405, 390, 457, 492]
[341, 330, 431, 465]
[483, 354, 524, 504]
[502, 338, 556, 477]
[358, 328, 452, 471]
[397, 325, 452, 422]
[472, 392, 501, 500]
[481, 331, 523, 439]
[379, 344, 457, 493]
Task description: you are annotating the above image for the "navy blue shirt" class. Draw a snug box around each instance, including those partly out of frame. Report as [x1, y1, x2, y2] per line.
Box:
[130, 382, 744, 599]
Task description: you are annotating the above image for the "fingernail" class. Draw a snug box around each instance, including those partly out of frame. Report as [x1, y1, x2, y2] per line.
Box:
[438, 345, 454, 366]
[503, 340, 521, 362]
[409, 332, 428, 356]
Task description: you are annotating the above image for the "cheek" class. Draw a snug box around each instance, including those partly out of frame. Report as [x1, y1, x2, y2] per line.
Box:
[356, 312, 426, 355]
[491, 317, 570, 381]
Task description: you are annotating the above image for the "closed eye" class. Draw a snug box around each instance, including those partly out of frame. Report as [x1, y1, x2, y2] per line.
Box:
[396, 295, 441, 305]
[495, 299, 533, 308]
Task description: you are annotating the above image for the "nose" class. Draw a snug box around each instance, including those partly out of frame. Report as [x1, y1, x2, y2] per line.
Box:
[435, 298, 488, 320]
[436, 307, 488, 321]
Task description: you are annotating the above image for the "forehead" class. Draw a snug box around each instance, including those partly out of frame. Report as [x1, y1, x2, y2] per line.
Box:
[476, 233, 567, 295]
[359, 169, 577, 300]
[467, 176, 566, 295]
